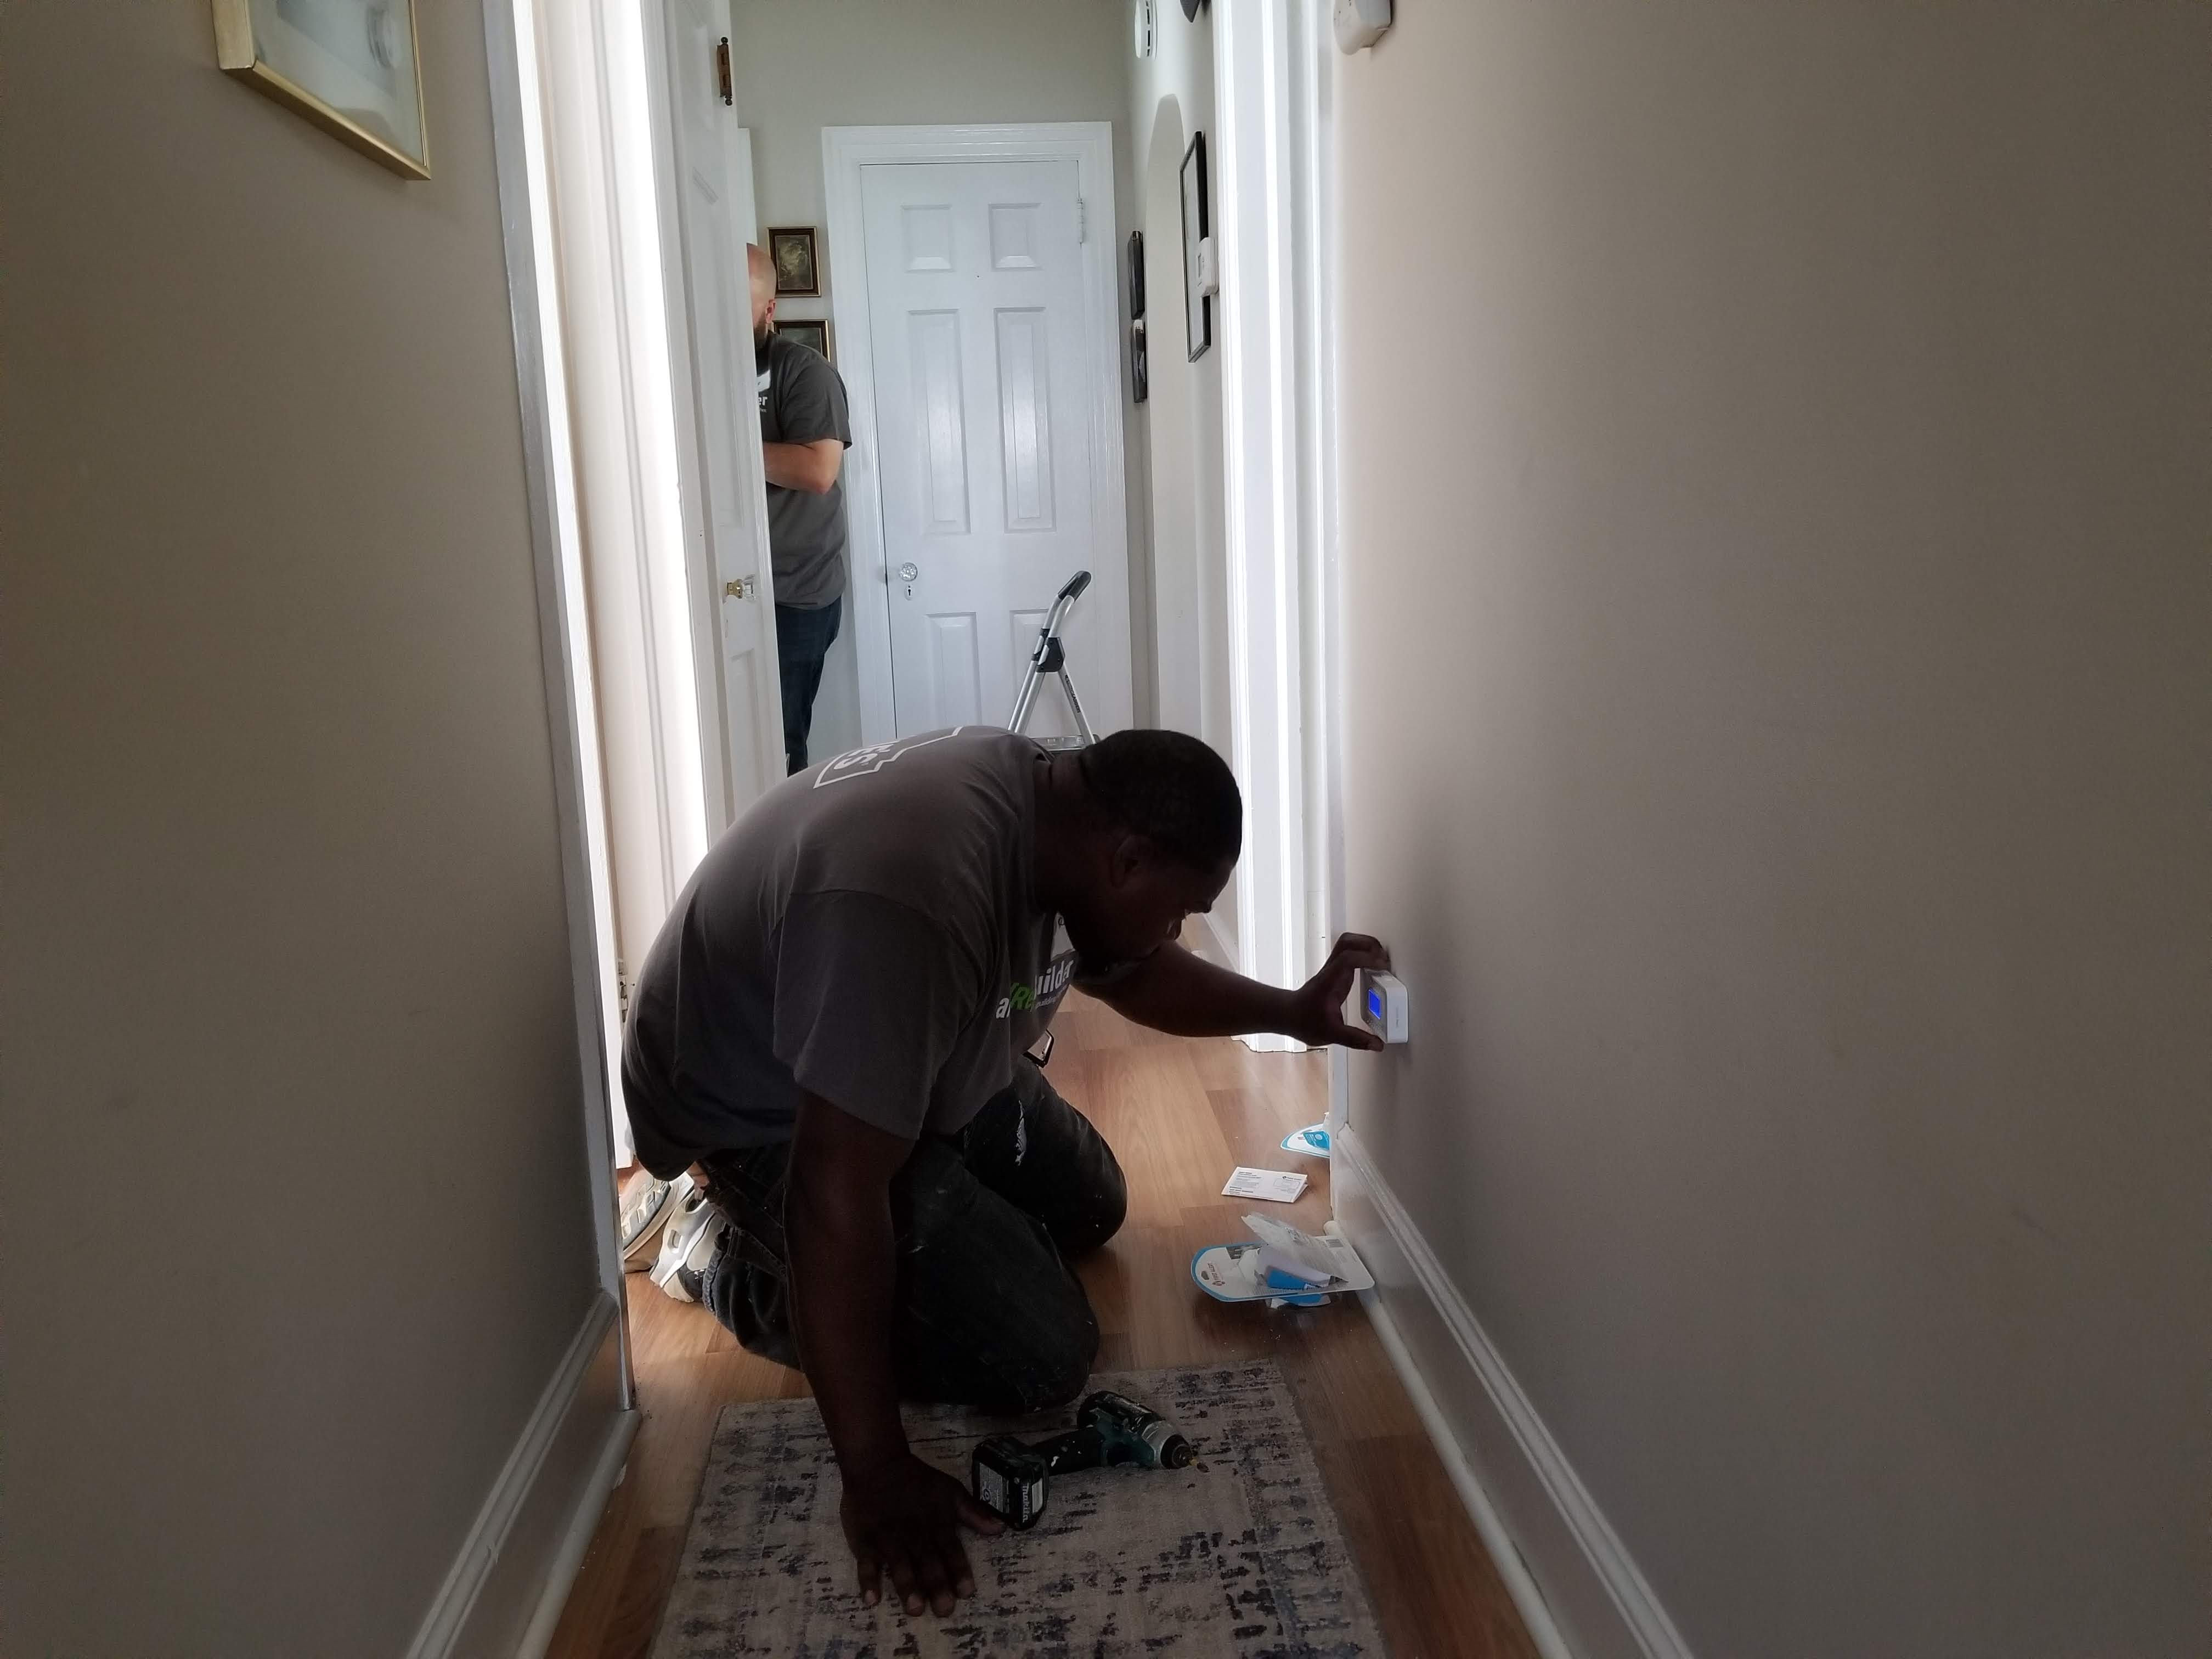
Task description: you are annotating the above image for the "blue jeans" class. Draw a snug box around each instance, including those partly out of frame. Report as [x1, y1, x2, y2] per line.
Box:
[775, 598, 841, 774]
[694, 1060, 1125, 1412]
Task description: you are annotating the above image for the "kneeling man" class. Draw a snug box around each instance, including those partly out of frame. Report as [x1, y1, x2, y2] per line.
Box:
[622, 726, 1384, 1617]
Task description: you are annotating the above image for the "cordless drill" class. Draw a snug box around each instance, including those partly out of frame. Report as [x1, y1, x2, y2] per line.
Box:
[970, 1390, 1197, 1530]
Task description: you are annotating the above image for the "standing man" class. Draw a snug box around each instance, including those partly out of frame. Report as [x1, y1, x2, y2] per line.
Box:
[750, 242, 851, 773]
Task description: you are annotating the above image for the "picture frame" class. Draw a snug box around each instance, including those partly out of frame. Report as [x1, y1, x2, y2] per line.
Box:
[1128, 230, 1146, 320]
[1130, 319, 1149, 404]
[212, 0, 430, 179]
[777, 317, 832, 363]
[1180, 133, 1211, 362]
[767, 227, 821, 297]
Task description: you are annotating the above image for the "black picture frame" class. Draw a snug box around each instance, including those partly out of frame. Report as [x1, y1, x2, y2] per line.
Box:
[766, 226, 820, 297]
[1180, 133, 1211, 362]
[1128, 230, 1146, 320]
[1131, 318, 1149, 404]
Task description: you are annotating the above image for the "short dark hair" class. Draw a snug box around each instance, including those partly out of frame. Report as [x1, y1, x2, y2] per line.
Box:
[1076, 729, 1242, 871]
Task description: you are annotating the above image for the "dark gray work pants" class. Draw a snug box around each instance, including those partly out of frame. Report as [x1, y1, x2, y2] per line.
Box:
[693, 1060, 1126, 1413]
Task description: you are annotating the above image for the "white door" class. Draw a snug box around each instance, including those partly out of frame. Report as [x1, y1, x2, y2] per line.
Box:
[859, 160, 1131, 740]
[664, 0, 783, 819]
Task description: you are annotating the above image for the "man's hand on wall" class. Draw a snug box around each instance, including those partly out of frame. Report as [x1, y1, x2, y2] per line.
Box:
[1283, 932, 1391, 1051]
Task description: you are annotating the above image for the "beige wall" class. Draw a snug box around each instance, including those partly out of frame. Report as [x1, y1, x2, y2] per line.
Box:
[1, 3, 607, 1654]
[729, 0, 1143, 758]
[1334, 4, 2211, 1656]
[1126, 0, 1237, 958]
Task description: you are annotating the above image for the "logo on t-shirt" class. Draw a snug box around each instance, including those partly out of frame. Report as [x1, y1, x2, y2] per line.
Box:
[996, 951, 1076, 1020]
[812, 727, 967, 788]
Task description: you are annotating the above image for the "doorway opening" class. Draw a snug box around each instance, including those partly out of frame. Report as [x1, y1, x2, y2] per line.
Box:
[822, 121, 1135, 748]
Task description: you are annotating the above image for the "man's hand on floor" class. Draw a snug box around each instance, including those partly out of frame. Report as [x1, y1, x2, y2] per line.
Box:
[840, 1450, 1003, 1616]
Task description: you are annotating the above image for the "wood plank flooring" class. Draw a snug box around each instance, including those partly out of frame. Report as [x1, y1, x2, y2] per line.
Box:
[544, 991, 1538, 1659]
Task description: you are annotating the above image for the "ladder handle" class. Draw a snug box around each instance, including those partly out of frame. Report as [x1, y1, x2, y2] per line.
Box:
[1056, 569, 1092, 603]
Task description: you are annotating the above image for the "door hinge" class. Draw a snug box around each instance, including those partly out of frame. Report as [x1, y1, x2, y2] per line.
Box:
[723, 574, 759, 600]
[1077, 196, 1087, 243]
[714, 37, 732, 105]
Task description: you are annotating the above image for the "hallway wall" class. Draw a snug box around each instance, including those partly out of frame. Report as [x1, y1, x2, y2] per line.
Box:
[1, 4, 610, 1654]
[729, 0, 1143, 759]
[1331, 4, 2211, 1656]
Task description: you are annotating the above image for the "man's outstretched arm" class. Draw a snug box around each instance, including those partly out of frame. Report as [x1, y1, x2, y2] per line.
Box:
[784, 1092, 1001, 1617]
[1088, 932, 1391, 1049]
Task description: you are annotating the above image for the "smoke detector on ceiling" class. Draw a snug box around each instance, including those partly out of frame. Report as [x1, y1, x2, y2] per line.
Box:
[1333, 0, 1391, 53]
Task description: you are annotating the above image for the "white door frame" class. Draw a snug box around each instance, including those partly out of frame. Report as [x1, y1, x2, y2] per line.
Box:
[481, 0, 635, 1373]
[822, 122, 1132, 744]
[1214, 4, 1330, 1039]
[641, 0, 782, 839]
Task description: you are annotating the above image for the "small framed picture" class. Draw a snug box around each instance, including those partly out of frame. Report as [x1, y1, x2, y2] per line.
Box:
[767, 227, 821, 297]
[1128, 230, 1146, 320]
[212, 0, 430, 179]
[778, 318, 831, 362]
[1180, 134, 1211, 362]
[1130, 319, 1148, 404]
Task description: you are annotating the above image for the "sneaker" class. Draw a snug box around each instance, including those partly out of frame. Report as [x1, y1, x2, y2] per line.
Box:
[619, 1169, 694, 1272]
[647, 1185, 729, 1304]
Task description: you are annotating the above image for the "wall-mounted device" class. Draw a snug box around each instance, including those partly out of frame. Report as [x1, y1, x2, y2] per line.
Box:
[1134, 0, 1154, 59]
[1333, 0, 1392, 53]
[1356, 969, 1409, 1045]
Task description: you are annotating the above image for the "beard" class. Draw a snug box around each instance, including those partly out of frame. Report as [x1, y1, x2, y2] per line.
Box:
[753, 318, 774, 366]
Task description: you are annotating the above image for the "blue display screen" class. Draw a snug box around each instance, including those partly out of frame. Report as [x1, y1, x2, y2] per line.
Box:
[1366, 987, 1383, 1019]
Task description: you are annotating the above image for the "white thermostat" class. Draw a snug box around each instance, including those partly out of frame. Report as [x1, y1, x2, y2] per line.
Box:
[1355, 969, 1409, 1045]
[1134, 0, 1154, 60]
[1334, 0, 1392, 54]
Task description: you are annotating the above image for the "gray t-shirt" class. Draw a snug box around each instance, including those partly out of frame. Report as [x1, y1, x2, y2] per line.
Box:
[757, 331, 851, 611]
[621, 727, 1084, 1176]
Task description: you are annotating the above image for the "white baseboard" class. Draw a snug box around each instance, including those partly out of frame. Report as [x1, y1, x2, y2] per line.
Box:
[1331, 1127, 1696, 1659]
[407, 1291, 640, 1659]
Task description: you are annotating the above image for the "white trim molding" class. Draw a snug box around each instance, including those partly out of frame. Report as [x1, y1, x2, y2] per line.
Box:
[821, 122, 1133, 745]
[1331, 1126, 1699, 1659]
[404, 1293, 638, 1659]
[483, 0, 635, 1283]
[1215, 3, 1305, 1004]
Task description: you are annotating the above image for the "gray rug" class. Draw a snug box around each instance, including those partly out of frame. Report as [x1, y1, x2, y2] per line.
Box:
[650, 1361, 1386, 1658]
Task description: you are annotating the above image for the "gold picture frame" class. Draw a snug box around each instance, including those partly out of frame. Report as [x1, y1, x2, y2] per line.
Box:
[213, 0, 430, 180]
[777, 318, 832, 364]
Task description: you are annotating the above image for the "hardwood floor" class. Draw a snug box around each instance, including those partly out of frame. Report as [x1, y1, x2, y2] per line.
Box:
[544, 991, 1539, 1659]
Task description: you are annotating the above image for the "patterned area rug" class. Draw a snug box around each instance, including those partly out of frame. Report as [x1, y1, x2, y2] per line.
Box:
[650, 1361, 1386, 1658]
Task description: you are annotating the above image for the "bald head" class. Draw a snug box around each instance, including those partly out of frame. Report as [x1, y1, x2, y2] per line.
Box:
[747, 244, 775, 344]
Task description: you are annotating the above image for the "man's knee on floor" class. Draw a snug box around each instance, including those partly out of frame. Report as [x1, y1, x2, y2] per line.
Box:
[1057, 1154, 1127, 1259]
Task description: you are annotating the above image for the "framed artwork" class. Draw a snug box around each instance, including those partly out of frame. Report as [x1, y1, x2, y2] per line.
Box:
[1180, 132, 1211, 362]
[212, 0, 430, 179]
[1128, 230, 1146, 320]
[767, 227, 821, 297]
[1130, 319, 1149, 404]
[778, 318, 831, 362]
